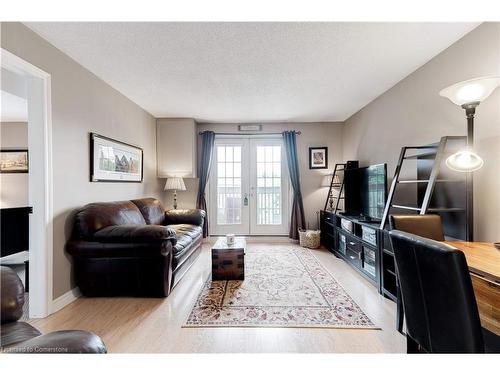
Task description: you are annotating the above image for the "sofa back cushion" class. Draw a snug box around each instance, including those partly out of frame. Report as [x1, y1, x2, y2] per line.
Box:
[131, 198, 166, 225]
[73, 200, 146, 239]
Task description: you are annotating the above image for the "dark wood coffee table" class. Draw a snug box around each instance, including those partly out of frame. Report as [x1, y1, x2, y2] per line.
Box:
[211, 237, 245, 281]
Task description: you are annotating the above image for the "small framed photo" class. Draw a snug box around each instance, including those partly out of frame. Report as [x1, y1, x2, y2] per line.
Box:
[90, 133, 143, 182]
[0, 149, 29, 173]
[309, 147, 328, 169]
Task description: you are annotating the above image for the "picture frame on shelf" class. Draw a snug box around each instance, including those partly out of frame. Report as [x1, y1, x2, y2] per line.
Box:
[0, 149, 29, 173]
[309, 147, 328, 169]
[90, 132, 143, 182]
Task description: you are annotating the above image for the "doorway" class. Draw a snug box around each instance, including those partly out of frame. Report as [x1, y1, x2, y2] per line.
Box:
[209, 137, 289, 235]
[1, 49, 53, 318]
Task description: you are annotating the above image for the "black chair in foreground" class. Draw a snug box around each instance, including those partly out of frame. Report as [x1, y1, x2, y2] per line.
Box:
[389, 214, 445, 333]
[389, 230, 499, 353]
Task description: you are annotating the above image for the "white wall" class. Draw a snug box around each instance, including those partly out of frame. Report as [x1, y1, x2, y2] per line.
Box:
[1, 22, 163, 298]
[1, 67, 28, 99]
[166, 122, 343, 230]
[343, 23, 500, 241]
[0, 122, 29, 207]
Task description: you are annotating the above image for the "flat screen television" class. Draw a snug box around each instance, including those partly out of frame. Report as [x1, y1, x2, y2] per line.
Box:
[344, 163, 387, 222]
[0, 207, 31, 258]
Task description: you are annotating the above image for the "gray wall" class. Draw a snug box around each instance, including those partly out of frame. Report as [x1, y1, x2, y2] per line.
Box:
[343, 22, 500, 241]
[167, 122, 343, 230]
[1, 23, 163, 298]
[2, 21, 498, 300]
[0, 122, 29, 208]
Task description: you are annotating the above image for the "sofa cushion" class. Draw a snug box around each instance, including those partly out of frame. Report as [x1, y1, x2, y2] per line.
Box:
[73, 201, 146, 239]
[168, 224, 202, 256]
[131, 198, 166, 225]
[165, 209, 205, 226]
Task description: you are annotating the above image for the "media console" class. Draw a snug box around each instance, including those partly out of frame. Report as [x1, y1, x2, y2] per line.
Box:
[320, 210, 381, 291]
[321, 213, 411, 303]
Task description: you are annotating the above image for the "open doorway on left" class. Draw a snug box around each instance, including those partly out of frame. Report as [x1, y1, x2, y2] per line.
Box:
[1, 67, 31, 320]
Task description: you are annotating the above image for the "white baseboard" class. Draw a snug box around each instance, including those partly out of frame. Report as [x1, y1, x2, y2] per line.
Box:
[51, 287, 81, 314]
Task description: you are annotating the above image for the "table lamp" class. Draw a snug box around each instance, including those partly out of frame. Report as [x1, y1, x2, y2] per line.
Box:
[164, 177, 186, 209]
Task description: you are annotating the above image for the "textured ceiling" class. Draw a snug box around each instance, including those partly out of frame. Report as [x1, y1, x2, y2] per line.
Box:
[25, 22, 478, 122]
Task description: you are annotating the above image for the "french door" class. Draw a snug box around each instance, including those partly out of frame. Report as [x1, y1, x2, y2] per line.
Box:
[209, 137, 289, 235]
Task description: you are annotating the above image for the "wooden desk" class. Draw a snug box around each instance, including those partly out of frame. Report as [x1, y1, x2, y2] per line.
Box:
[446, 241, 500, 335]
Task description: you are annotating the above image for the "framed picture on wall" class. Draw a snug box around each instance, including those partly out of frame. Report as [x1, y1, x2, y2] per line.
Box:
[90, 133, 143, 182]
[309, 147, 328, 169]
[0, 149, 29, 173]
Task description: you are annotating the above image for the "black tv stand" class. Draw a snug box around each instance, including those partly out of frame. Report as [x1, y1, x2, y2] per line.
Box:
[341, 213, 381, 224]
[358, 218, 381, 224]
[320, 211, 380, 290]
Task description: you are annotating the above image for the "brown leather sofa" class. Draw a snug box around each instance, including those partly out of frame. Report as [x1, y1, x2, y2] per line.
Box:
[1, 266, 106, 353]
[66, 198, 205, 297]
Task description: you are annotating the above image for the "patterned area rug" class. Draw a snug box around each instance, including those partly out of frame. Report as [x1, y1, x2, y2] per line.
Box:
[184, 246, 378, 329]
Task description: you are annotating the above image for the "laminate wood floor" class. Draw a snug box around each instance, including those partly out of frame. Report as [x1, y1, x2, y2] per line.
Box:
[29, 243, 406, 353]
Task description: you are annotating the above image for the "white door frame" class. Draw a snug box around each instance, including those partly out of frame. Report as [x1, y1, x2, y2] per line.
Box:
[208, 134, 290, 236]
[1, 48, 54, 318]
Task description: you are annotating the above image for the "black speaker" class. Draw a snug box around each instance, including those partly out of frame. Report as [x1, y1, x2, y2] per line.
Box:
[345, 160, 359, 170]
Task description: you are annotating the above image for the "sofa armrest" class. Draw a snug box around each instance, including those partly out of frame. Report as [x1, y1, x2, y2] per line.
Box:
[66, 239, 173, 258]
[165, 209, 206, 226]
[92, 225, 177, 244]
[4, 330, 106, 354]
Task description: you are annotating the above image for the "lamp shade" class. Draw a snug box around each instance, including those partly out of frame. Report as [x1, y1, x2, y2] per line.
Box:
[321, 174, 342, 188]
[321, 174, 333, 187]
[164, 177, 186, 191]
[439, 76, 500, 106]
[445, 150, 484, 172]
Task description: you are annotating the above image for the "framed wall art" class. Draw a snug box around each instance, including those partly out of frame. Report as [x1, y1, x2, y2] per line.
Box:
[90, 133, 143, 182]
[309, 147, 328, 169]
[0, 149, 29, 173]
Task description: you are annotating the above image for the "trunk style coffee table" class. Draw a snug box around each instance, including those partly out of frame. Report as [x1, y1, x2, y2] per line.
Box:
[211, 237, 246, 281]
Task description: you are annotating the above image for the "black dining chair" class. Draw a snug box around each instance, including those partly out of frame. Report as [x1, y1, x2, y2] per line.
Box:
[389, 214, 445, 333]
[389, 230, 499, 353]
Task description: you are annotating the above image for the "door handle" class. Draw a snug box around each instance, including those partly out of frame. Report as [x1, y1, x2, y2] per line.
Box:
[243, 193, 249, 206]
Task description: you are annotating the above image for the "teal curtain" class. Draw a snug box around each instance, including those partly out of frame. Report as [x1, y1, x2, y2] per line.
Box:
[282, 131, 305, 240]
[196, 131, 215, 237]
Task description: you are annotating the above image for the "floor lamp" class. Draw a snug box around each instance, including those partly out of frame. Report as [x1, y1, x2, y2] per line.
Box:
[439, 76, 500, 241]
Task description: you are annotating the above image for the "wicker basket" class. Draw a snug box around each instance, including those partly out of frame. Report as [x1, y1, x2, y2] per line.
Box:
[298, 229, 321, 249]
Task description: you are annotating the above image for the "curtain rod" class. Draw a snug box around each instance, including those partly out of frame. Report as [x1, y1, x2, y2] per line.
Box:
[198, 131, 301, 136]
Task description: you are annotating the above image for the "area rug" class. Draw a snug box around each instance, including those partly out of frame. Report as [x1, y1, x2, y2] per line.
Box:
[184, 246, 378, 329]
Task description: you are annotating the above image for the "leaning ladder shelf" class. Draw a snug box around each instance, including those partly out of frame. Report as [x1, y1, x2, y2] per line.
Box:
[324, 163, 346, 213]
[379, 136, 468, 234]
